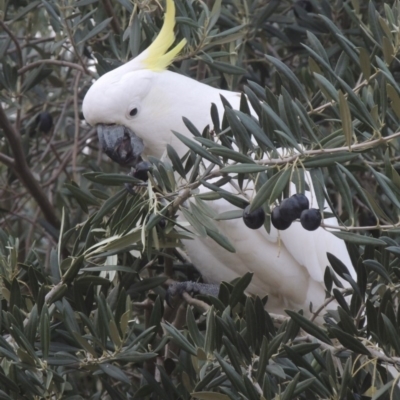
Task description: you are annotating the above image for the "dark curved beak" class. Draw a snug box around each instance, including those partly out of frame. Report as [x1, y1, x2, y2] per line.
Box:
[97, 124, 144, 167]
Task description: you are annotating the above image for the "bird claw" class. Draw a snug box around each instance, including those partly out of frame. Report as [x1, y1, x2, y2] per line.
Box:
[165, 281, 220, 308]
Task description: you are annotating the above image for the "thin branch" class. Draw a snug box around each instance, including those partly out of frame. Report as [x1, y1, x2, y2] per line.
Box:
[43, 135, 72, 181]
[72, 71, 82, 181]
[310, 288, 352, 322]
[17, 59, 91, 76]
[322, 222, 400, 231]
[164, 249, 174, 277]
[44, 281, 65, 304]
[6, 37, 54, 55]
[0, 152, 15, 168]
[0, 20, 23, 69]
[0, 104, 60, 228]
[101, 0, 122, 35]
[172, 188, 192, 211]
[42, 129, 96, 187]
[40, 98, 71, 162]
[168, 131, 400, 190]
[296, 334, 400, 367]
[1, 20, 26, 132]
[310, 71, 380, 115]
[132, 298, 154, 310]
[0, 206, 47, 230]
[61, 2, 91, 76]
[256, 130, 400, 166]
[25, 208, 41, 257]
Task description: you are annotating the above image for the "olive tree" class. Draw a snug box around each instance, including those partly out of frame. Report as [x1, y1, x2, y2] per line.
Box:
[1, 0, 400, 398]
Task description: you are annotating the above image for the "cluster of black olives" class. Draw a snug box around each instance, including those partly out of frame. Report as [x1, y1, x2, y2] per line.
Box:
[242, 193, 322, 232]
[271, 194, 321, 231]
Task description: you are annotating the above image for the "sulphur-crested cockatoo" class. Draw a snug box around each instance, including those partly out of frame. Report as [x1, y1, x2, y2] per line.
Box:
[83, 0, 356, 319]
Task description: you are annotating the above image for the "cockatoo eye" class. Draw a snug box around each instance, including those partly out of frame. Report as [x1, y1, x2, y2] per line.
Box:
[126, 101, 140, 119]
[126, 100, 141, 119]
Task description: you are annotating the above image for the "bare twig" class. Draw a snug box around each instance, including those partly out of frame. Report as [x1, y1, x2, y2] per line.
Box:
[0, 152, 15, 168]
[165, 130, 400, 208]
[322, 222, 400, 231]
[72, 71, 82, 181]
[256, 130, 400, 166]
[42, 135, 72, 181]
[6, 37, 54, 55]
[132, 299, 154, 310]
[60, 1, 92, 75]
[310, 288, 353, 322]
[44, 281, 65, 303]
[25, 208, 41, 256]
[164, 249, 174, 277]
[0, 205, 53, 234]
[101, 0, 122, 35]
[40, 98, 72, 162]
[0, 20, 23, 69]
[0, 104, 60, 228]
[43, 129, 96, 187]
[164, 302, 188, 358]
[295, 335, 400, 366]
[172, 188, 192, 211]
[17, 59, 92, 76]
[310, 71, 380, 115]
[1, 20, 25, 130]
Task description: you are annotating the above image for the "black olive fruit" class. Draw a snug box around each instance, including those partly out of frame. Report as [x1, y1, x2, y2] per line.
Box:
[279, 194, 310, 222]
[300, 208, 322, 231]
[271, 206, 292, 230]
[35, 111, 53, 133]
[133, 161, 152, 181]
[279, 197, 302, 222]
[291, 193, 309, 213]
[296, 0, 313, 12]
[243, 204, 265, 229]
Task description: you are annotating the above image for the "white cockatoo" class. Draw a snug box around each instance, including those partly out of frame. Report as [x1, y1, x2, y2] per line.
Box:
[83, 0, 356, 319]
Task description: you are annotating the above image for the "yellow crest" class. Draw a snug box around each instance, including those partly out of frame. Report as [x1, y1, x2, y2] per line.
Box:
[144, 0, 187, 71]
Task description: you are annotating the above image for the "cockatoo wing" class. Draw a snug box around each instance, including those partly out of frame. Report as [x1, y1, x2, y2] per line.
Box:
[180, 170, 353, 317]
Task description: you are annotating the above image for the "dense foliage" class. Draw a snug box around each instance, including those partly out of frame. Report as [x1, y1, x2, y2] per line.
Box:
[2, 0, 400, 398]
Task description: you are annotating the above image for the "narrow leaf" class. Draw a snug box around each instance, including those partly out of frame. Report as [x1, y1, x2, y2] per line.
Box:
[329, 327, 370, 355]
[338, 90, 353, 148]
[173, 131, 222, 166]
[285, 310, 331, 344]
[78, 18, 113, 44]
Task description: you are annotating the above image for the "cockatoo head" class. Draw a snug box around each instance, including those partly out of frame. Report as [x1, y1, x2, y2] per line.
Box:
[82, 0, 189, 165]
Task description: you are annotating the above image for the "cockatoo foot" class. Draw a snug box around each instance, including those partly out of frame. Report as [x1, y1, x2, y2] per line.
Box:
[165, 281, 220, 308]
